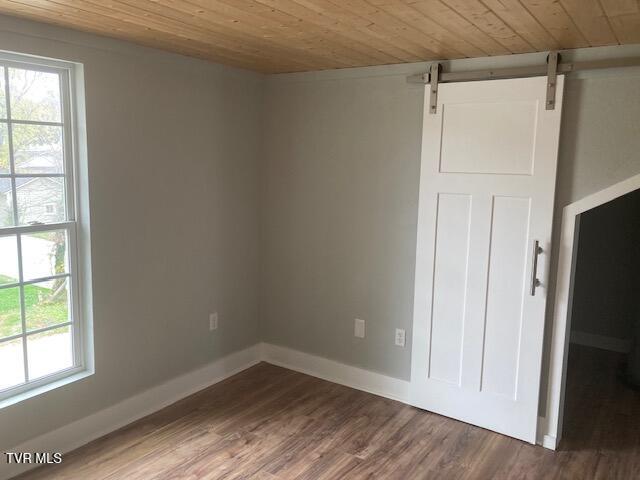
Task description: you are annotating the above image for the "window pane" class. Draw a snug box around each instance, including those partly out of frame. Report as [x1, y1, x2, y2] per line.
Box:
[0, 234, 19, 284]
[0, 287, 21, 339]
[16, 176, 65, 225]
[0, 177, 15, 227]
[0, 67, 5, 119]
[13, 124, 64, 174]
[9, 68, 61, 123]
[21, 229, 68, 281]
[27, 324, 72, 380]
[0, 122, 9, 173]
[25, 278, 70, 332]
[0, 338, 25, 390]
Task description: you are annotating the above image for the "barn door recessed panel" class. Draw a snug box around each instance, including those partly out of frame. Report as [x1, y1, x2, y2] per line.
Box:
[440, 100, 538, 175]
[411, 76, 564, 443]
[481, 196, 531, 399]
[429, 193, 472, 385]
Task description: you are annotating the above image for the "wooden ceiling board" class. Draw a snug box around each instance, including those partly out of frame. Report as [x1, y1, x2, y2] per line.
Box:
[407, 0, 512, 56]
[149, 0, 382, 67]
[600, 0, 640, 43]
[329, 0, 463, 59]
[2, 0, 294, 71]
[0, 0, 638, 73]
[559, 0, 618, 46]
[73, 0, 315, 69]
[599, 0, 638, 17]
[372, 0, 489, 57]
[518, 0, 589, 48]
[436, 0, 535, 53]
[275, 0, 421, 63]
[481, 0, 559, 51]
[250, 0, 406, 63]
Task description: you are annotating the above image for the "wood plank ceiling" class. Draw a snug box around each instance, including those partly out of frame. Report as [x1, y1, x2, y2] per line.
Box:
[0, 1, 638, 73]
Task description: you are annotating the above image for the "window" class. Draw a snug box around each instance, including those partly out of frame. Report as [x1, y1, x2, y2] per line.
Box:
[0, 52, 89, 403]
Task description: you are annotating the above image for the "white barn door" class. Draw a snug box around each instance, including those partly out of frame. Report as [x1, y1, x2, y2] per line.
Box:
[410, 76, 564, 443]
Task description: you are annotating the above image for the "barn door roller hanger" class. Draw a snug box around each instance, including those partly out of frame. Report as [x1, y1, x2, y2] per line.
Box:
[413, 50, 640, 114]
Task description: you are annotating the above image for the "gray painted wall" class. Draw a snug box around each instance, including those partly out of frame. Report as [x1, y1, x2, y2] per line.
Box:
[571, 189, 640, 340]
[261, 45, 640, 422]
[0, 16, 263, 450]
[261, 71, 421, 379]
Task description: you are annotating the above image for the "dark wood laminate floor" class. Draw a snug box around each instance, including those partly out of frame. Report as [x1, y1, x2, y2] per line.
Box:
[14, 345, 640, 479]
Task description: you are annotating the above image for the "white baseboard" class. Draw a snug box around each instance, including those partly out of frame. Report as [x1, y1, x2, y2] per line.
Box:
[260, 342, 410, 403]
[570, 330, 632, 353]
[1, 344, 262, 480]
[536, 417, 557, 450]
[541, 434, 557, 449]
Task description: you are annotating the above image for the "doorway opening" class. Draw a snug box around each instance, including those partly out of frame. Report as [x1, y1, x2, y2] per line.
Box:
[560, 187, 640, 455]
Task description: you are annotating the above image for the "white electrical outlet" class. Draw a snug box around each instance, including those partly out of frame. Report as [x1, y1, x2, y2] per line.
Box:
[395, 328, 405, 347]
[354, 318, 365, 338]
[209, 312, 218, 331]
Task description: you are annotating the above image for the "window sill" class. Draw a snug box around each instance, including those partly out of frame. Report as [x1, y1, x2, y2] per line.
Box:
[0, 368, 94, 410]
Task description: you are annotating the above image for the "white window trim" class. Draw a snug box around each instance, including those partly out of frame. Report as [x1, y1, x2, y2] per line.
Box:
[0, 50, 93, 408]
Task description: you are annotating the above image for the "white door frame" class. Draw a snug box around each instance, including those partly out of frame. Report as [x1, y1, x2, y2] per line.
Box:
[543, 173, 640, 449]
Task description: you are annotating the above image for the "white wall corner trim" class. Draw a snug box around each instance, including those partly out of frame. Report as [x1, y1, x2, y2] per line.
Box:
[260, 343, 410, 403]
[570, 330, 632, 354]
[0, 344, 262, 480]
[544, 172, 640, 452]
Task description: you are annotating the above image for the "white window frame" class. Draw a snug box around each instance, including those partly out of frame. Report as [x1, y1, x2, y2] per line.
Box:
[0, 50, 91, 405]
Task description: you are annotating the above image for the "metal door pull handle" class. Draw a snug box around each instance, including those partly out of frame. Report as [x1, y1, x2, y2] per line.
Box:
[530, 240, 543, 296]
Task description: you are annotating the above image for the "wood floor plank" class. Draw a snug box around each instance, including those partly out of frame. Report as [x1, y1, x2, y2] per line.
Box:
[14, 347, 640, 479]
